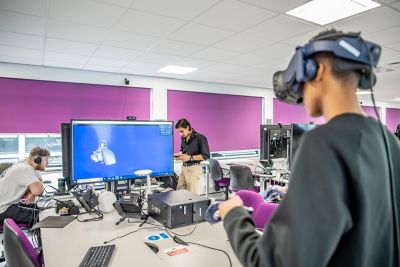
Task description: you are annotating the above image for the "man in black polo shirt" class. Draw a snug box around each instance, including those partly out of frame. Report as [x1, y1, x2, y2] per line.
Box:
[174, 118, 210, 194]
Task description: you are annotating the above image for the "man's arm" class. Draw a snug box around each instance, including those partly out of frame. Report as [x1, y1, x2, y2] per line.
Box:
[28, 181, 44, 196]
[222, 133, 353, 266]
[197, 135, 210, 160]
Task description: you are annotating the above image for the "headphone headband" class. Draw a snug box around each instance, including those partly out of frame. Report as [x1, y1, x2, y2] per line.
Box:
[273, 31, 381, 104]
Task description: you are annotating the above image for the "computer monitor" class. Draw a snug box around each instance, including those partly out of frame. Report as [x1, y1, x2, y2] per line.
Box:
[260, 124, 291, 161]
[290, 123, 317, 163]
[70, 120, 174, 186]
[61, 123, 71, 181]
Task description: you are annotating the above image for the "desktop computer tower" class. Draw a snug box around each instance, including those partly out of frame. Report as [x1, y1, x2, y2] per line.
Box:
[148, 190, 210, 228]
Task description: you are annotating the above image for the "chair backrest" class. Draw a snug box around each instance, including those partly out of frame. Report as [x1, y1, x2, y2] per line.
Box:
[3, 218, 42, 267]
[229, 165, 254, 190]
[235, 190, 264, 210]
[253, 202, 279, 229]
[0, 162, 12, 175]
[209, 158, 223, 181]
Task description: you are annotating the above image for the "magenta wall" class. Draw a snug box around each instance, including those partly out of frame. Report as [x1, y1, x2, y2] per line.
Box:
[273, 99, 383, 124]
[361, 106, 380, 119]
[273, 99, 325, 124]
[167, 90, 262, 152]
[386, 108, 400, 132]
[0, 77, 150, 133]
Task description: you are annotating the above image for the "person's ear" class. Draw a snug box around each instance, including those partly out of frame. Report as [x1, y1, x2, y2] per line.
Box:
[314, 62, 325, 82]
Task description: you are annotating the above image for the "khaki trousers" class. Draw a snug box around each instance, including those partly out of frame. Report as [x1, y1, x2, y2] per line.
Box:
[177, 165, 202, 194]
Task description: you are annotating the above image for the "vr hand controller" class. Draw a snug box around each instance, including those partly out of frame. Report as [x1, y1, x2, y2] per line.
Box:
[204, 202, 254, 224]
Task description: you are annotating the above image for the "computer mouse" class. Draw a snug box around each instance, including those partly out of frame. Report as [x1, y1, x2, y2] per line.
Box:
[144, 242, 159, 254]
[43, 180, 52, 184]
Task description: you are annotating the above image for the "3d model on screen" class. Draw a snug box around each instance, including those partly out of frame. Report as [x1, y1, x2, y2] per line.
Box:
[90, 140, 116, 166]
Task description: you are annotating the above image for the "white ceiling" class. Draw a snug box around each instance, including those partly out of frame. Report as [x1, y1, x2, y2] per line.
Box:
[0, 0, 400, 101]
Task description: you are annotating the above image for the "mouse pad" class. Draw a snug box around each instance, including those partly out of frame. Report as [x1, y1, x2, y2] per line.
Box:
[31, 216, 75, 230]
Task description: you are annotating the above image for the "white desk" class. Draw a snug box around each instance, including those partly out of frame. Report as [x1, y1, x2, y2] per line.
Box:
[40, 210, 242, 267]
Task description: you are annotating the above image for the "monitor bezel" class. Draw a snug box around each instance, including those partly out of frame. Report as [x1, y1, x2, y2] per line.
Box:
[70, 119, 174, 186]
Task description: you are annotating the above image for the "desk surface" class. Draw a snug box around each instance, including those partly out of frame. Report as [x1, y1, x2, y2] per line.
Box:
[40, 210, 242, 267]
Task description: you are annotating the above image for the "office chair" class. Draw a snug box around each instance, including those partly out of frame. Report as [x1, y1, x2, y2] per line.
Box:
[235, 190, 264, 210]
[229, 165, 255, 192]
[209, 159, 230, 200]
[235, 190, 278, 229]
[2, 218, 43, 267]
[0, 162, 12, 175]
[0, 222, 30, 263]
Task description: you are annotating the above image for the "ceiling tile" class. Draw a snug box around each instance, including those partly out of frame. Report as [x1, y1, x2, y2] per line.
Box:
[256, 58, 289, 71]
[47, 19, 109, 43]
[136, 52, 182, 64]
[49, 0, 126, 28]
[0, 44, 42, 59]
[169, 23, 234, 46]
[94, 46, 142, 60]
[213, 33, 273, 53]
[0, 31, 43, 50]
[115, 9, 186, 37]
[44, 51, 89, 64]
[131, 0, 220, 20]
[103, 30, 160, 50]
[86, 57, 130, 67]
[44, 59, 85, 69]
[379, 53, 400, 65]
[381, 46, 400, 58]
[239, 0, 309, 13]
[0, 55, 42, 65]
[392, 1, 400, 10]
[191, 47, 237, 61]
[245, 15, 318, 41]
[122, 61, 164, 76]
[94, 0, 135, 8]
[365, 25, 400, 45]
[0, 10, 44, 35]
[150, 40, 203, 56]
[329, 6, 400, 35]
[282, 28, 326, 46]
[251, 43, 294, 60]
[386, 42, 400, 51]
[84, 64, 123, 73]
[226, 53, 267, 66]
[46, 38, 97, 56]
[0, 0, 47, 16]
[206, 62, 266, 76]
[378, 0, 399, 4]
[176, 58, 217, 68]
[194, 0, 276, 32]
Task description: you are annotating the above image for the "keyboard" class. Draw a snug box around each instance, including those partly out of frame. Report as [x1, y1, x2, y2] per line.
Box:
[79, 244, 116, 267]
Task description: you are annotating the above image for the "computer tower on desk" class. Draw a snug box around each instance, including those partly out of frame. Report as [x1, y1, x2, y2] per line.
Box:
[148, 190, 210, 228]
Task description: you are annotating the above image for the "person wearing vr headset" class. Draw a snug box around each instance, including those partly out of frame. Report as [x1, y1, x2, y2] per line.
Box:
[0, 146, 50, 226]
[219, 29, 400, 266]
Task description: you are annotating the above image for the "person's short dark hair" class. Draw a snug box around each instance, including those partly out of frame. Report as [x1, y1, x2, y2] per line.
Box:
[175, 118, 191, 130]
[310, 29, 361, 88]
[29, 146, 50, 160]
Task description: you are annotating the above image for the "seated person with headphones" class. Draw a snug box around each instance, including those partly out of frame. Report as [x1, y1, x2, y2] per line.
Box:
[0, 147, 50, 226]
[219, 29, 400, 266]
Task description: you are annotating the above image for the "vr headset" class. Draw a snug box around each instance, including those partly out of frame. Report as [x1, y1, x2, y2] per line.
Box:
[273, 31, 382, 104]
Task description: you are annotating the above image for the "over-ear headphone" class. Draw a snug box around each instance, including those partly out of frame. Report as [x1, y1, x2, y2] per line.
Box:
[273, 30, 381, 104]
[34, 154, 42, 164]
[33, 148, 44, 164]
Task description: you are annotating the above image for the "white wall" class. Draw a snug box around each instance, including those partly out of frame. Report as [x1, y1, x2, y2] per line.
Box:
[1, 62, 399, 125]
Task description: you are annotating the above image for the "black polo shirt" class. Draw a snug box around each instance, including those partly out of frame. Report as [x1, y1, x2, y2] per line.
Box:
[180, 129, 210, 164]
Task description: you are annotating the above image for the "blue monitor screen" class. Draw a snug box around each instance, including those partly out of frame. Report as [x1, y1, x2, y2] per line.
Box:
[71, 120, 173, 185]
